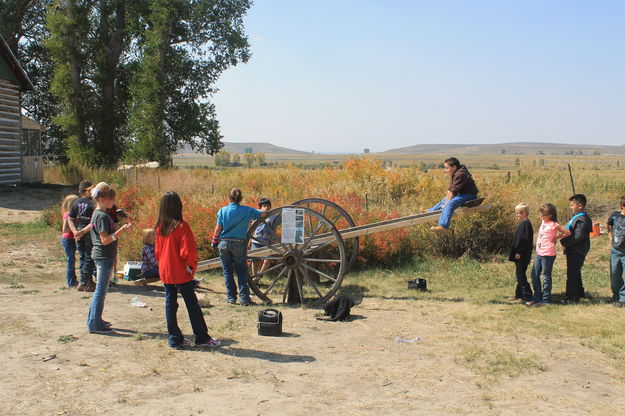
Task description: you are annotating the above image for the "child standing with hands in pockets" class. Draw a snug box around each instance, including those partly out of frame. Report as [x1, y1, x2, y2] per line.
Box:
[527, 203, 570, 307]
[155, 191, 220, 349]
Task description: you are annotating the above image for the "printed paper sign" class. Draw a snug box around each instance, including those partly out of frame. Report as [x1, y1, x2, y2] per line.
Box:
[281, 208, 305, 244]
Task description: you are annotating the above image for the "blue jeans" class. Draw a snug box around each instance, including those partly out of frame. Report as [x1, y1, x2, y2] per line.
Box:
[429, 194, 478, 229]
[610, 248, 625, 302]
[164, 280, 209, 347]
[219, 239, 251, 303]
[530, 254, 556, 304]
[76, 235, 96, 285]
[142, 266, 159, 278]
[61, 237, 78, 287]
[87, 258, 113, 331]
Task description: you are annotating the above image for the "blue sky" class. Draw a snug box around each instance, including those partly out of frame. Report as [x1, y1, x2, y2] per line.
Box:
[212, 1, 625, 153]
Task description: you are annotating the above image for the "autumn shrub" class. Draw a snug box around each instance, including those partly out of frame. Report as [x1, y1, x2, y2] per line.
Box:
[42, 157, 625, 267]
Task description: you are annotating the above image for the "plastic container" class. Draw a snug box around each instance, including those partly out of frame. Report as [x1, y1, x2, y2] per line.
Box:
[590, 222, 601, 237]
[123, 261, 143, 280]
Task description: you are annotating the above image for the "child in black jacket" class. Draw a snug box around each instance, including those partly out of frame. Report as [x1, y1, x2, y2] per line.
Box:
[560, 194, 592, 303]
[508, 203, 533, 302]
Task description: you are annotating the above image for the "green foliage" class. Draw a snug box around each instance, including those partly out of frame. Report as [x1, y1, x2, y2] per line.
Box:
[126, 0, 251, 165]
[43, 0, 251, 167]
[214, 150, 231, 166]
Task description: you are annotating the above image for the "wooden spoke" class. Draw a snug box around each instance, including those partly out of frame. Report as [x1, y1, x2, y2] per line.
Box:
[299, 266, 324, 299]
[304, 258, 339, 263]
[302, 263, 338, 282]
[303, 239, 336, 256]
[294, 268, 305, 303]
[307, 204, 314, 236]
[250, 261, 284, 279]
[250, 236, 286, 255]
[264, 226, 291, 253]
[302, 219, 327, 251]
[282, 269, 293, 304]
[247, 256, 283, 261]
[263, 267, 287, 297]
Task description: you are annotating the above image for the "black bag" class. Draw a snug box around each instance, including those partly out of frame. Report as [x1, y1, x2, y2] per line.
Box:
[322, 295, 355, 321]
[257, 309, 283, 336]
[407, 278, 427, 291]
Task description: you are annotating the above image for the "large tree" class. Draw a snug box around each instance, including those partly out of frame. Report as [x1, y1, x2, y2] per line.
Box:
[127, 0, 251, 165]
[45, 0, 251, 166]
[0, 0, 63, 158]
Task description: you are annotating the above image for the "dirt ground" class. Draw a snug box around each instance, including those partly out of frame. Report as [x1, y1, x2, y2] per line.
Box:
[1, 188, 625, 415]
[0, 184, 74, 223]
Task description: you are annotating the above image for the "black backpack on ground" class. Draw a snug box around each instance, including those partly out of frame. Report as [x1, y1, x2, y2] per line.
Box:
[322, 295, 355, 321]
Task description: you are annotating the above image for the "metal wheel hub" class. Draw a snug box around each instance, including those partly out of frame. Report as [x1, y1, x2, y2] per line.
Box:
[283, 250, 303, 269]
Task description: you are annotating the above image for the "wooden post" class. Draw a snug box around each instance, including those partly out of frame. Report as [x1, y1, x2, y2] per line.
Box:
[568, 163, 576, 195]
[365, 193, 368, 210]
[506, 171, 511, 183]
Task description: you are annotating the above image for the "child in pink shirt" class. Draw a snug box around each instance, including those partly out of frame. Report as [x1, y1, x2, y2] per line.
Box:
[527, 203, 571, 306]
[61, 194, 79, 288]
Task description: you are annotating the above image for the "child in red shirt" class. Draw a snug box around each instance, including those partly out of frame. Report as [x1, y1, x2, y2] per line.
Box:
[61, 194, 79, 287]
[155, 191, 220, 349]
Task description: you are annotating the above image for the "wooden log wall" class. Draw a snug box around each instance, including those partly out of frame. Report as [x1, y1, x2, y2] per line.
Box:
[0, 78, 22, 185]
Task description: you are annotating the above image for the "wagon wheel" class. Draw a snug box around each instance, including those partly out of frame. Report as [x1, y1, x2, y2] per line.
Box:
[292, 198, 359, 272]
[246, 205, 347, 305]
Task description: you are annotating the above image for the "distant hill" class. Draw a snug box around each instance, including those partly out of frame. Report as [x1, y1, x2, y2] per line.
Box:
[178, 142, 310, 155]
[381, 142, 625, 155]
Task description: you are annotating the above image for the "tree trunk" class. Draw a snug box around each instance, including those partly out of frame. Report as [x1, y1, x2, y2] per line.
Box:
[97, 0, 125, 165]
[66, 0, 87, 147]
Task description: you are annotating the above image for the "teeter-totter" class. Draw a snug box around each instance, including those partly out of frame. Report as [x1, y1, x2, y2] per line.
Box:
[197, 198, 491, 304]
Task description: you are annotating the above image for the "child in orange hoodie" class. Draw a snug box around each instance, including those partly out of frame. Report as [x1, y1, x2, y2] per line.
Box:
[155, 191, 220, 349]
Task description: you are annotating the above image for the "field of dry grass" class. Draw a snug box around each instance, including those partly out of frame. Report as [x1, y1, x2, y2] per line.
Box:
[3, 157, 625, 414]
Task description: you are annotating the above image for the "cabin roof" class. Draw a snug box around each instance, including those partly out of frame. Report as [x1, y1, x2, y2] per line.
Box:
[0, 35, 34, 91]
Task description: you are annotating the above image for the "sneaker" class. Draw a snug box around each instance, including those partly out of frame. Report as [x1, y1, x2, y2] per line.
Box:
[169, 338, 190, 349]
[239, 300, 256, 306]
[89, 327, 115, 334]
[226, 299, 236, 305]
[84, 282, 96, 292]
[525, 301, 544, 307]
[507, 296, 520, 301]
[77, 283, 87, 292]
[613, 301, 625, 308]
[196, 338, 221, 348]
[430, 225, 449, 233]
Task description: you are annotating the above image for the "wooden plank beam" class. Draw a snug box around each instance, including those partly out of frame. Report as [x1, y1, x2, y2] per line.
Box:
[196, 204, 492, 272]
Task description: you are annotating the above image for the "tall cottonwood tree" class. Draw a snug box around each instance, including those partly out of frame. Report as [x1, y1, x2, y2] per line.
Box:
[44, 0, 251, 166]
[127, 0, 251, 165]
[46, 0, 134, 165]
